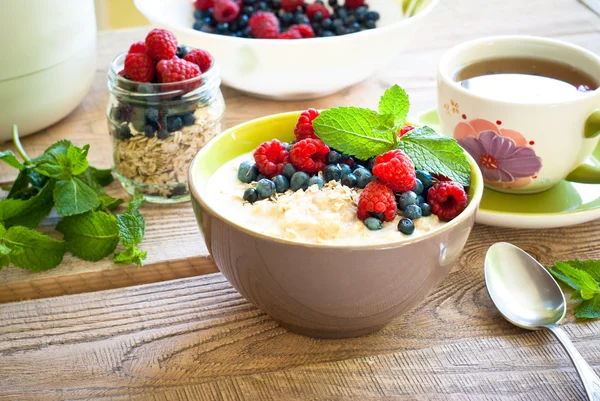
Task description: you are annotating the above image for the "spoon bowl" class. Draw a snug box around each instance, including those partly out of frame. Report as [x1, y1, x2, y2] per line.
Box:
[484, 242, 566, 329]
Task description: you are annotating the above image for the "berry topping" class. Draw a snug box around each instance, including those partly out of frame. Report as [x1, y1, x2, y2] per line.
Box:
[325, 150, 342, 164]
[243, 187, 259, 203]
[357, 180, 397, 222]
[399, 125, 415, 137]
[145, 29, 178, 61]
[194, 0, 215, 10]
[280, 0, 304, 12]
[427, 181, 468, 221]
[272, 175, 290, 193]
[156, 58, 201, 83]
[306, 3, 330, 20]
[412, 178, 424, 195]
[128, 41, 146, 54]
[289, 138, 330, 173]
[398, 217, 415, 235]
[254, 139, 290, 177]
[290, 171, 310, 191]
[323, 164, 342, 182]
[372, 149, 416, 192]
[282, 163, 297, 180]
[416, 170, 433, 188]
[308, 175, 324, 189]
[364, 217, 383, 231]
[183, 49, 213, 73]
[396, 190, 417, 209]
[291, 24, 315, 38]
[256, 178, 276, 199]
[238, 161, 259, 183]
[344, 0, 364, 8]
[341, 173, 357, 188]
[354, 167, 373, 189]
[123, 53, 155, 83]
[213, 0, 240, 23]
[278, 28, 303, 39]
[403, 204, 422, 220]
[249, 11, 280, 39]
[294, 108, 320, 141]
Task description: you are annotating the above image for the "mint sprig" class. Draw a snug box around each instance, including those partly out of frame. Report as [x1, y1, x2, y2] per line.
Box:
[550, 260, 600, 318]
[0, 124, 148, 271]
[312, 85, 471, 186]
[115, 192, 147, 265]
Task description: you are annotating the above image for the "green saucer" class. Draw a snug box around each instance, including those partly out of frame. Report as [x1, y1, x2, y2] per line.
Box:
[415, 109, 600, 228]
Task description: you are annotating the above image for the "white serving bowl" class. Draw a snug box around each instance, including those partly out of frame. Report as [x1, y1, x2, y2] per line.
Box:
[135, 0, 438, 100]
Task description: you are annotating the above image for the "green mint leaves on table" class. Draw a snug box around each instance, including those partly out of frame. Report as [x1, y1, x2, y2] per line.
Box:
[550, 260, 600, 319]
[0, 125, 147, 271]
[313, 84, 471, 186]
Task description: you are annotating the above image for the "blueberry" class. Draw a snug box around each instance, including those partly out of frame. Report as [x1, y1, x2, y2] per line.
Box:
[157, 128, 170, 140]
[238, 14, 249, 27]
[364, 217, 383, 231]
[230, 22, 239, 32]
[332, 18, 344, 28]
[323, 30, 335, 37]
[282, 163, 297, 180]
[416, 195, 425, 205]
[255, 174, 265, 182]
[182, 113, 196, 126]
[366, 10, 380, 20]
[340, 173, 357, 188]
[243, 188, 259, 204]
[145, 108, 159, 123]
[339, 163, 352, 177]
[216, 23, 230, 33]
[296, 15, 310, 24]
[314, 11, 323, 22]
[365, 20, 376, 29]
[281, 142, 293, 152]
[256, 178, 276, 199]
[272, 175, 290, 193]
[326, 150, 342, 164]
[322, 18, 333, 29]
[398, 218, 415, 235]
[243, 0, 254, 4]
[308, 176, 324, 189]
[354, 168, 373, 188]
[337, 8, 348, 19]
[258, 1, 268, 10]
[290, 172, 310, 191]
[243, 5, 255, 14]
[193, 20, 205, 30]
[397, 191, 418, 209]
[369, 212, 385, 221]
[243, 26, 252, 37]
[144, 124, 156, 138]
[367, 157, 376, 171]
[323, 164, 342, 182]
[177, 45, 192, 58]
[166, 116, 183, 132]
[421, 203, 432, 217]
[349, 21, 360, 30]
[416, 170, 433, 188]
[404, 204, 422, 220]
[204, 8, 214, 17]
[116, 124, 132, 140]
[194, 9, 204, 19]
[281, 12, 294, 25]
[237, 161, 259, 183]
[412, 178, 424, 195]
[200, 24, 215, 33]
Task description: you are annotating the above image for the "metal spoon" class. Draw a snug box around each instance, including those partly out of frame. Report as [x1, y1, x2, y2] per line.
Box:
[484, 242, 600, 401]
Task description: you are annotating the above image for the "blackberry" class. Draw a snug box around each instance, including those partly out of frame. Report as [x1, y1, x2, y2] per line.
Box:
[398, 218, 415, 235]
[166, 116, 183, 132]
[323, 164, 342, 182]
[308, 176, 324, 189]
[282, 163, 297, 180]
[182, 113, 196, 126]
[243, 188, 259, 203]
[364, 217, 383, 230]
[290, 172, 310, 191]
[256, 178, 276, 199]
[272, 175, 290, 193]
[238, 161, 259, 183]
[403, 204, 422, 220]
[341, 173, 357, 188]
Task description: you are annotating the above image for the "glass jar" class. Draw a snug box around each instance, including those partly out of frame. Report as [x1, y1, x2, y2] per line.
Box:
[106, 52, 225, 203]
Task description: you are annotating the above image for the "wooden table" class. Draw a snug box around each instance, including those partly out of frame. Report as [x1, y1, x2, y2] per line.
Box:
[2, 0, 600, 399]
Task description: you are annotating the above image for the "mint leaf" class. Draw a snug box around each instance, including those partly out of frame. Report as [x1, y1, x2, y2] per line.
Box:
[552, 262, 599, 300]
[54, 177, 100, 216]
[89, 167, 114, 187]
[0, 150, 23, 170]
[0, 180, 55, 228]
[98, 195, 124, 211]
[8, 168, 48, 200]
[397, 126, 471, 186]
[66, 144, 89, 176]
[575, 294, 600, 319]
[114, 247, 147, 265]
[126, 191, 145, 214]
[560, 260, 600, 282]
[57, 211, 120, 261]
[3, 226, 65, 271]
[117, 213, 145, 249]
[34, 142, 88, 180]
[313, 107, 394, 159]
[378, 84, 409, 126]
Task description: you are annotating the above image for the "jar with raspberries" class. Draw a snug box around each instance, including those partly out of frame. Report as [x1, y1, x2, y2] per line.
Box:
[107, 29, 225, 203]
[192, 0, 380, 38]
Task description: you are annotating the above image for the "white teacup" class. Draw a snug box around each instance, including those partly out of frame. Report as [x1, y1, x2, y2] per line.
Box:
[437, 36, 600, 194]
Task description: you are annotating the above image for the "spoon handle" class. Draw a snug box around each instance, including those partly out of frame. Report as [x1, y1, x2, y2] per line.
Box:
[547, 325, 600, 401]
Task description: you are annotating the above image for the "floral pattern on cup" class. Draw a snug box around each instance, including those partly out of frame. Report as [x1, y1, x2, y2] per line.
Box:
[444, 99, 460, 116]
[454, 118, 542, 189]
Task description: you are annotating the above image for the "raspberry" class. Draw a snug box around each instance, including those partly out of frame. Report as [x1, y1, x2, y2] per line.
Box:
[399, 125, 415, 137]
[294, 108, 320, 141]
[280, 0, 304, 11]
[183, 49, 213, 73]
[357, 180, 397, 222]
[254, 140, 290, 177]
[306, 3, 330, 20]
[128, 41, 146, 54]
[290, 24, 315, 38]
[145, 29, 178, 61]
[427, 181, 468, 221]
[213, 0, 240, 22]
[249, 11, 280, 39]
[278, 28, 302, 39]
[156, 58, 201, 83]
[194, 0, 214, 10]
[372, 149, 416, 192]
[123, 53, 155, 82]
[289, 138, 330, 173]
[345, 0, 364, 8]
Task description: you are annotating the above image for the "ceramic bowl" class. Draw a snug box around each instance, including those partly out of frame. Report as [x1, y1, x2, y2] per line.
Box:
[134, 0, 438, 100]
[188, 112, 483, 338]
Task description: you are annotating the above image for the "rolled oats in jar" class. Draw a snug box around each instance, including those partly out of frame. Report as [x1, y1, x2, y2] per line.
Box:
[106, 52, 224, 203]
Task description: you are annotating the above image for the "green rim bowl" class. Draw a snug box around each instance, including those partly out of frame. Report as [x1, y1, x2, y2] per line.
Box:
[188, 111, 484, 338]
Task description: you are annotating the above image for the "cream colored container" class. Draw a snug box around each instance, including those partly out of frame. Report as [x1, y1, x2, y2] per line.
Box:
[0, 0, 97, 141]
